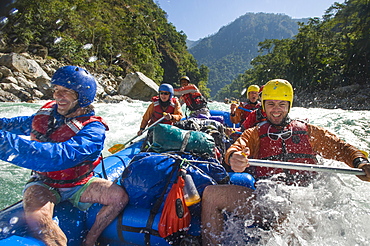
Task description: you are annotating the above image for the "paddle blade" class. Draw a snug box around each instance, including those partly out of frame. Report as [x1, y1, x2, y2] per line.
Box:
[241, 88, 247, 96]
[108, 144, 125, 154]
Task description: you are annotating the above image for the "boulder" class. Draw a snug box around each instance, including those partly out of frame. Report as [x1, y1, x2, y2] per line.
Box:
[0, 53, 50, 80]
[117, 72, 158, 101]
[0, 89, 21, 102]
[0, 82, 31, 101]
[1, 76, 18, 85]
[0, 65, 13, 77]
[35, 76, 52, 98]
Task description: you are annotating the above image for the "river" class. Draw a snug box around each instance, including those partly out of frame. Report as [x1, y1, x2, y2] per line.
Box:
[1, 101, 370, 245]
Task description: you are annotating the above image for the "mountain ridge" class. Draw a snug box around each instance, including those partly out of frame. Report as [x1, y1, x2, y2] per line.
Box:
[189, 12, 308, 98]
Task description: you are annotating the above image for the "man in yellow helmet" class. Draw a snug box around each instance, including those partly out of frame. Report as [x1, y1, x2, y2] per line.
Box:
[230, 85, 261, 125]
[201, 79, 370, 245]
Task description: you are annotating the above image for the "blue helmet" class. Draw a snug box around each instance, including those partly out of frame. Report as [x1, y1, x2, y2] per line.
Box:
[159, 83, 174, 99]
[51, 66, 97, 107]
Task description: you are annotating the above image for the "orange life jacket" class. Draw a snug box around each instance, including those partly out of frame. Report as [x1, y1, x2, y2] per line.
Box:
[31, 101, 108, 188]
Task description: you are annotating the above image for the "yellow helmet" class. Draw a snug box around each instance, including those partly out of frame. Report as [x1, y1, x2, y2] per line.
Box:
[179, 76, 190, 82]
[246, 85, 260, 98]
[261, 79, 293, 111]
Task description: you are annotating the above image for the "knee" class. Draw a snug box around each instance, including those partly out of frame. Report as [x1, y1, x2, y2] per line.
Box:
[202, 185, 219, 208]
[111, 186, 129, 211]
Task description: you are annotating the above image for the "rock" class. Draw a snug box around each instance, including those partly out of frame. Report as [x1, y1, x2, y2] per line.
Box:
[294, 84, 370, 110]
[0, 89, 21, 102]
[0, 66, 13, 77]
[0, 83, 29, 100]
[28, 44, 48, 59]
[104, 85, 117, 96]
[35, 76, 52, 98]
[0, 53, 50, 80]
[117, 72, 158, 101]
[16, 76, 37, 89]
[31, 88, 44, 99]
[1, 76, 18, 85]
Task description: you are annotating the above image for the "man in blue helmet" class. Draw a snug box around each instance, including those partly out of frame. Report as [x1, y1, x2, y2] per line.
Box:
[0, 66, 128, 246]
[137, 83, 183, 135]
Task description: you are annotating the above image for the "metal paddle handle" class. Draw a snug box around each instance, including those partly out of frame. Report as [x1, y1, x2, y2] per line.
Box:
[248, 159, 365, 176]
[123, 114, 166, 146]
[108, 114, 166, 154]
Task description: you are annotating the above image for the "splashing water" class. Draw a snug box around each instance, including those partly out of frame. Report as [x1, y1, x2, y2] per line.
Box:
[88, 56, 98, 62]
[54, 37, 62, 44]
[82, 43, 93, 50]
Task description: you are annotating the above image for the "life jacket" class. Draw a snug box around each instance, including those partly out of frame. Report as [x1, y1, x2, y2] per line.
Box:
[242, 107, 267, 130]
[150, 96, 177, 125]
[239, 101, 261, 124]
[255, 107, 266, 123]
[182, 92, 207, 111]
[254, 120, 318, 185]
[31, 101, 108, 188]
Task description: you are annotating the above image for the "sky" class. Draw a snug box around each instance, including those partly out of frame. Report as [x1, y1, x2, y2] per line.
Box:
[155, 0, 344, 40]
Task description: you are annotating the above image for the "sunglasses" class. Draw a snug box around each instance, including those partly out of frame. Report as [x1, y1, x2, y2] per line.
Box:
[267, 125, 292, 141]
[159, 92, 170, 95]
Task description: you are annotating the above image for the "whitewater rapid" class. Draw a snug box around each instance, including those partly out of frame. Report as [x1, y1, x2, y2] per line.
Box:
[0, 101, 370, 245]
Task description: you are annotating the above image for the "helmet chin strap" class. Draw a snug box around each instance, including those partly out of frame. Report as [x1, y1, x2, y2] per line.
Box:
[64, 101, 81, 117]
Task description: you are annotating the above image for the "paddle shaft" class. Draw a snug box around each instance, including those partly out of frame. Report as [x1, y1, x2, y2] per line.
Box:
[248, 159, 365, 175]
[237, 106, 252, 112]
[123, 115, 166, 146]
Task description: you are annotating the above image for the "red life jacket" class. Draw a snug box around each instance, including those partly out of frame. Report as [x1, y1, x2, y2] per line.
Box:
[242, 108, 267, 130]
[31, 101, 109, 188]
[150, 96, 177, 125]
[254, 120, 317, 184]
[182, 92, 207, 111]
[239, 101, 261, 124]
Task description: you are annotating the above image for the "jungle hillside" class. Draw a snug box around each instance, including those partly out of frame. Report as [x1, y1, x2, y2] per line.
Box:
[189, 12, 305, 98]
[214, 0, 370, 102]
[0, 0, 210, 97]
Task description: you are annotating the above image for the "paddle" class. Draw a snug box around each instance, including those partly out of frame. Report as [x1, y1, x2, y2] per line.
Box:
[108, 114, 166, 154]
[248, 159, 365, 176]
[240, 87, 247, 97]
[237, 107, 252, 113]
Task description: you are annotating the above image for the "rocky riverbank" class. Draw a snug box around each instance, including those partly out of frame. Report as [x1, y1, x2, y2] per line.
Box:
[0, 52, 159, 104]
[1, 52, 369, 110]
[294, 84, 370, 110]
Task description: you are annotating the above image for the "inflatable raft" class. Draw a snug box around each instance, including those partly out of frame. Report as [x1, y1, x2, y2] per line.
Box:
[0, 111, 254, 246]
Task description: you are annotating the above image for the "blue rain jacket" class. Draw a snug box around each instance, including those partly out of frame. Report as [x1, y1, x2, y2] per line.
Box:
[0, 107, 106, 172]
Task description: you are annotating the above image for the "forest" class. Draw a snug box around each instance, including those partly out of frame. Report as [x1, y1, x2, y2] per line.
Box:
[216, 0, 370, 101]
[189, 12, 303, 98]
[0, 0, 210, 97]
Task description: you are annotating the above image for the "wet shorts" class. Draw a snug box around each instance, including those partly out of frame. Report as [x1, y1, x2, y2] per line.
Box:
[23, 177, 98, 211]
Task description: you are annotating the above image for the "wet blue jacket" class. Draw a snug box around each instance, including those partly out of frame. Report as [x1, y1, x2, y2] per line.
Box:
[0, 106, 106, 172]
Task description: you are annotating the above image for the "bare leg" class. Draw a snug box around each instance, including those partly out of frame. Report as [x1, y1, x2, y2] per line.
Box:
[23, 185, 67, 246]
[80, 179, 128, 246]
[201, 185, 255, 246]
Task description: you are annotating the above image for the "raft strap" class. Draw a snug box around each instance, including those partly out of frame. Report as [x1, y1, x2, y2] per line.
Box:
[180, 131, 192, 152]
[117, 156, 181, 245]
